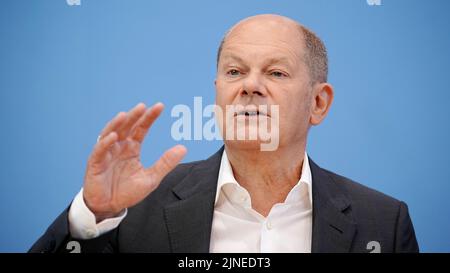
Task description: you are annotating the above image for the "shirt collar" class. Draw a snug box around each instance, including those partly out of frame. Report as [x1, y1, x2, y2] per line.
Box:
[214, 150, 313, 206]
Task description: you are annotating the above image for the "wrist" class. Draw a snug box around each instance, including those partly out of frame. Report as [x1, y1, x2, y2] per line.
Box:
[94, 211, 125, 223]
[83, 196, 124, 223]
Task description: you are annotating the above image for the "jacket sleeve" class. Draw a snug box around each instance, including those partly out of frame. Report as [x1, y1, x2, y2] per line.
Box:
[394, 201, 419, 253]
[28, 207, 118, 253]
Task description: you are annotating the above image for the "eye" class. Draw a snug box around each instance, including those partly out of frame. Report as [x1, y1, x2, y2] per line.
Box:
[270, 71, 287, 78]
[227, 69, 241, 76]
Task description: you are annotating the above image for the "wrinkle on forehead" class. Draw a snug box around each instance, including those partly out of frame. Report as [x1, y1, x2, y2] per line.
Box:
[221, 43, 301, 70]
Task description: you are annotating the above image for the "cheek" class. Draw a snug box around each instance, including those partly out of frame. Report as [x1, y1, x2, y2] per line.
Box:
[277, 105, 309, 143]
[277, 92, 312, 132]
[215, 81, 226, 105]
[215, 81, 233, 128]
[215, 80, 240, 105]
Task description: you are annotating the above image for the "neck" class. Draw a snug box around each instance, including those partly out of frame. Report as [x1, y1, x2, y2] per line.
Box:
[224, 142, 306, 217]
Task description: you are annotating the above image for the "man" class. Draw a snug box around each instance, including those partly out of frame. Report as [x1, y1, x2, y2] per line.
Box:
[29, 14, 419, 253]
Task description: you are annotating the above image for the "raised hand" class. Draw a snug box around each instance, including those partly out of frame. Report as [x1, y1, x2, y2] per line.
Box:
[83, 102, 187, 222]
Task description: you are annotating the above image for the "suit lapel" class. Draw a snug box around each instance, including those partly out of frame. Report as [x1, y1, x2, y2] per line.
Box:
[164, 147, 223, 253]
[163, 148, 357, 253]
[310, 159, 357, 253]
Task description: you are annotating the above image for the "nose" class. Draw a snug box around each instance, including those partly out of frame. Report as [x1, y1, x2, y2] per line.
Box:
[241, 72, 266, 97]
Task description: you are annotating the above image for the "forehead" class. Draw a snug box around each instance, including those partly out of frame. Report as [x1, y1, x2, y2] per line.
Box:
[221, 17, 305, 64]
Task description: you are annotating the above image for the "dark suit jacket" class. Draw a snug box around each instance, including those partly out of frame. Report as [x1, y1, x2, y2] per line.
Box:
[29, 147, 419, 253]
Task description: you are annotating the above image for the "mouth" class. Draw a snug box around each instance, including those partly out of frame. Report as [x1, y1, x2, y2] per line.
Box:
[234, 108, 270, 118]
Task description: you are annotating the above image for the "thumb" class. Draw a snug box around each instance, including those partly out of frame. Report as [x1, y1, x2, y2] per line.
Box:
[145, 144, 187, 183]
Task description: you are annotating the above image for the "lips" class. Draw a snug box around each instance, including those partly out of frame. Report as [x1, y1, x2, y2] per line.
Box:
[233, 107, 270, 117]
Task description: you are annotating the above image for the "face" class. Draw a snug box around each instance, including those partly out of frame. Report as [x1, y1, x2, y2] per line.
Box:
[215, 15, 314, 152]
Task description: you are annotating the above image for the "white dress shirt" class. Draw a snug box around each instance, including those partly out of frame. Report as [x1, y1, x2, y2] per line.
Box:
[210, 151, 312, 253]
[68, 150, 313, 252]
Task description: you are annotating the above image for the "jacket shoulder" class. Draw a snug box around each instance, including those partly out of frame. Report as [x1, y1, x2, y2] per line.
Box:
[319, 167, 419, 252]
[322, 168, 401, 208]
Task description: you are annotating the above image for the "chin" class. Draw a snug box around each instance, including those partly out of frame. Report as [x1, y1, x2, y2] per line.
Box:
[220, 123, 281, 152]
[224, 139, 277, 153]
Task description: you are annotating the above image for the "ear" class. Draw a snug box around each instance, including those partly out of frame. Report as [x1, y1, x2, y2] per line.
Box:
[310, 83, 334, 126]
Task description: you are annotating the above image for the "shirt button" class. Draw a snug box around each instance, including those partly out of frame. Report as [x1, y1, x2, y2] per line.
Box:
[266, 221, 273, 230]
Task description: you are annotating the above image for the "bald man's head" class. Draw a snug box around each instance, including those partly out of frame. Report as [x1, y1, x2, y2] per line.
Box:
[216, 14, 328, 85]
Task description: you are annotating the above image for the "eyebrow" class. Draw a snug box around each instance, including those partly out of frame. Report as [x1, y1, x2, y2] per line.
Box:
[263, 57, 294, 69]
[220, 54, 294, 70]
[220, 54, 246, 65]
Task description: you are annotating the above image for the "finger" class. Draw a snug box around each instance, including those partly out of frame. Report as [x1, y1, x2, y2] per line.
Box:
[130, 102, 164, 143]
[99, 112, 127, 140]
[145, 145, 187, 182]
[109, 141, 121, 159]
[90, 131, 118, 165]
[117, 102, 147, 140]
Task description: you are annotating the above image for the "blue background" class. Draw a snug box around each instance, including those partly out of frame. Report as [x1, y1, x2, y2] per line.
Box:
[1, 0, 449, 252]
